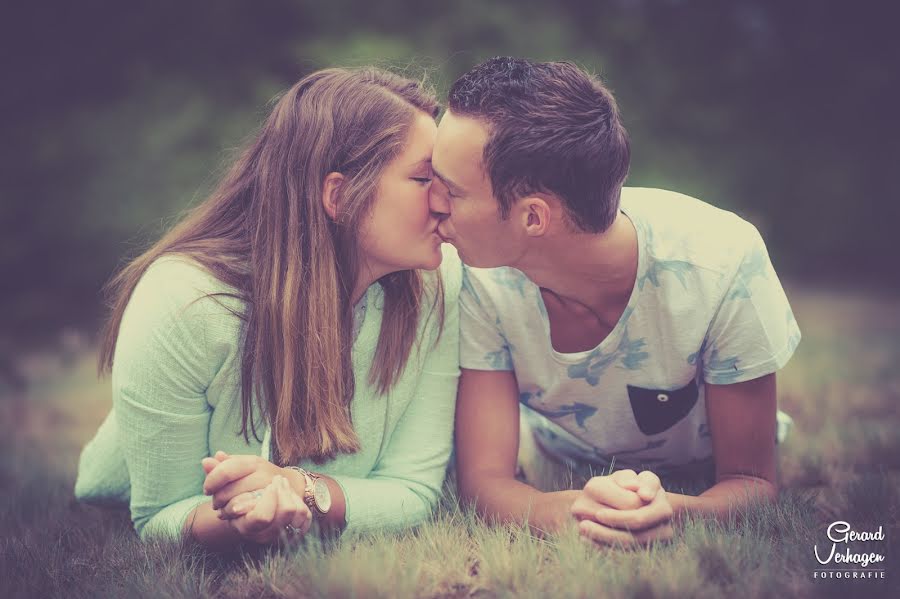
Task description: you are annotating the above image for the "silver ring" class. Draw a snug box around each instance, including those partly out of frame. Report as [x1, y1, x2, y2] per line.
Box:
[284, 524, 300, 535]
[252, 490, 263, 499]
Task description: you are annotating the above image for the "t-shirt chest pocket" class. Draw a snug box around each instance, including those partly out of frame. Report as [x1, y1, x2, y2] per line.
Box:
[626, 380, 699, 435]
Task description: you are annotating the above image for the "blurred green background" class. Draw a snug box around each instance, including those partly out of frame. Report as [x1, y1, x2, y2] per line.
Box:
[2, 0, 898, 355]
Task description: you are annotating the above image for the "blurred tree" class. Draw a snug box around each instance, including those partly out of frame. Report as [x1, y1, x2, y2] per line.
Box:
[1, 0, 897, 350]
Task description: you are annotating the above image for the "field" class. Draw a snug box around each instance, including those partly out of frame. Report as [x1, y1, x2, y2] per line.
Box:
[2, 283, 898, 598]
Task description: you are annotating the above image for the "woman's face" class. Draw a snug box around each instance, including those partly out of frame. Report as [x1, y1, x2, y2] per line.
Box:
[358, 111, 443, 273]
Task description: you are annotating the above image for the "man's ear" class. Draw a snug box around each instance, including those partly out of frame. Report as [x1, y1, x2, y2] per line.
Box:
[521, 196, 552, 237]
[321, 172, 345, 221]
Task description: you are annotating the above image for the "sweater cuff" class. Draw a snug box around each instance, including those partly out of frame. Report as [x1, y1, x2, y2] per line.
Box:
[137, 494, 211, 543]
[327, 474, 429, 539]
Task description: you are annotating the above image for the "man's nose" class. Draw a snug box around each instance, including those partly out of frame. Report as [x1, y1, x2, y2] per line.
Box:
[428, 186, 450, 218]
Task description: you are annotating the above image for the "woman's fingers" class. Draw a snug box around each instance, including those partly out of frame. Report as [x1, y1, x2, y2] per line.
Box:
[211, 476, 265, 511]
[293, 494, 313, 533]
[217, 491, 258, 519]
[243, 478, 279, 534]
[203, 455, 260, 496]
[271, 476, 299, 531]
[635, 470, 662, 502]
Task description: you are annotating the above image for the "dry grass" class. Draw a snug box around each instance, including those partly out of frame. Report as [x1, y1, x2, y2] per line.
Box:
[2, 283, 899, 598]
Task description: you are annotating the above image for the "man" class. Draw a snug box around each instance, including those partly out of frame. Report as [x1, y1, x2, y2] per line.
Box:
[428, 57, 801, 547]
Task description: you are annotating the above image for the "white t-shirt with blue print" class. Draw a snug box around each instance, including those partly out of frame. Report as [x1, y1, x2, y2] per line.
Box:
[459, 187, 801, 473]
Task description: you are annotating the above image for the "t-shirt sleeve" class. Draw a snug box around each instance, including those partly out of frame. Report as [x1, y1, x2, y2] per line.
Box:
[699, 224, 802, 385]
[459, 266, 514, 371]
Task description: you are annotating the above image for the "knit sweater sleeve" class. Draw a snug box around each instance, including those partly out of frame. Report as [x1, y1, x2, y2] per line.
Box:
[329, 248, 463, 537]
[111, 256, 234, 542]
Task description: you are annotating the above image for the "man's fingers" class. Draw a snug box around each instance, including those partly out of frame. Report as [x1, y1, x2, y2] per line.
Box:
[583, 476, 644, 510]
[579, 518, 674, 549]
[203, 456, 258, 495]
[594, 499, 674, 533]
[570, 494, 605, 521]
[636, 470, 662, 502]
[579, 518, 641, 548]
[610, 469, 640, 492]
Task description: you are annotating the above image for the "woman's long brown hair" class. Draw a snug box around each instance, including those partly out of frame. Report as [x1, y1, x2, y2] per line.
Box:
[96, 67, 443, 465]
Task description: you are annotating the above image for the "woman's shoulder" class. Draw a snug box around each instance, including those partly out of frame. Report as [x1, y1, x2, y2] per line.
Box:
[134, 254, 243, 311]
[120, 254, 244, 350]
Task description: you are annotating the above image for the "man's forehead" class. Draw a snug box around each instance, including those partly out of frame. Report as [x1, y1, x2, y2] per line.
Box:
[434, 112, 489, 183]
[437, 110, 489, 147]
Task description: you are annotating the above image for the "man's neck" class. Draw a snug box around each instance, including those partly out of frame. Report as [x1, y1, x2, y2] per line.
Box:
[511, 211, 639, 320]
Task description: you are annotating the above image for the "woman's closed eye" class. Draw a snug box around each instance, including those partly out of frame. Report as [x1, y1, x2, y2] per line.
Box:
[411, 177, 433, 185]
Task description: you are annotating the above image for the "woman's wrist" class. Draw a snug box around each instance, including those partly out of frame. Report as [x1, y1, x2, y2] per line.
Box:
[280, 466, 347, 533]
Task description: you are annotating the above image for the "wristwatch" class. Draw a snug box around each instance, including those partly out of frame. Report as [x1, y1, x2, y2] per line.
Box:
[287, 466, 331, 516]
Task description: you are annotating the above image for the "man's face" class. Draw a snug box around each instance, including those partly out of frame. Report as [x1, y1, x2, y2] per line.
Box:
[429, 110, 523, 267]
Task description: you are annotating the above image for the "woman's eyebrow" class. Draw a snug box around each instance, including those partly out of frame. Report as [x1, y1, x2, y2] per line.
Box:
[407, 157, 432, 168]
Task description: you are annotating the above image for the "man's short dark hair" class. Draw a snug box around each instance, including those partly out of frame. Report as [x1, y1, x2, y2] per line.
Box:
[448, 57, 630, 233]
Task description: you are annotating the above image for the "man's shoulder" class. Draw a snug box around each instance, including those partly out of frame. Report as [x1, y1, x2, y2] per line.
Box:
[622, 187, 761, 276]
[462, 264, 533, 302]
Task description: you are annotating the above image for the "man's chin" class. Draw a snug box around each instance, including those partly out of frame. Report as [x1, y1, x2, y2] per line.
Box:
[455, 249, 504, 269]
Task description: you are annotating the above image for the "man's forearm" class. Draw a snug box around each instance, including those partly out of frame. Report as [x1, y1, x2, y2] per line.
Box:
[668, 476, 777, 522]
[461, 473, 580, 535]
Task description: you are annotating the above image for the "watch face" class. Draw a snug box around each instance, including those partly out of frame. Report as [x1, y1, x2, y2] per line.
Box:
[313, 479, 331, 513]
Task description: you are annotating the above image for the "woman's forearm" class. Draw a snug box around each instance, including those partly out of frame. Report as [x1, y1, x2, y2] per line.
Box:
[182, 500, 246, 552]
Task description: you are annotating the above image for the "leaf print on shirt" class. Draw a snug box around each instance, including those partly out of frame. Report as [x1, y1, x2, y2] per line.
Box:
[519, 388, 544, 407]
[637, 258, 695, 291]
[567, 325, 649, 385]
[618, 329, 650, 370]
[527, 402, 598, 428]
[703, 347, 745, 384]
[726, 246, 770, 301]
[461, 267, 483, 305]
[484, 347, 512, 369]
[687, 337, 708, 367]
[491, 267, 529, 297]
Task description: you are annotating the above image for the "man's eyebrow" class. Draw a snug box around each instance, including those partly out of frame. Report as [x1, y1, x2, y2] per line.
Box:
[431, 166, 465, 193]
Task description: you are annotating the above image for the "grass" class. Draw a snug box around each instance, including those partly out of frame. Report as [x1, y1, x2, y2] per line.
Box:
[2, 282, 899, 598]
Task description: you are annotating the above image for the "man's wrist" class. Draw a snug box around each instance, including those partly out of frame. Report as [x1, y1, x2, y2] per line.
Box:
[533, 489, 581, 534]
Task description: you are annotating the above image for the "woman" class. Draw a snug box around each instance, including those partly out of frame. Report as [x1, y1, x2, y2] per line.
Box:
[74, 67, 462, 551]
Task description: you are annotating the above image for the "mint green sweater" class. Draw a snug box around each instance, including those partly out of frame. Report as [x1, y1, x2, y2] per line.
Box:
[75, 245, 462, 542]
